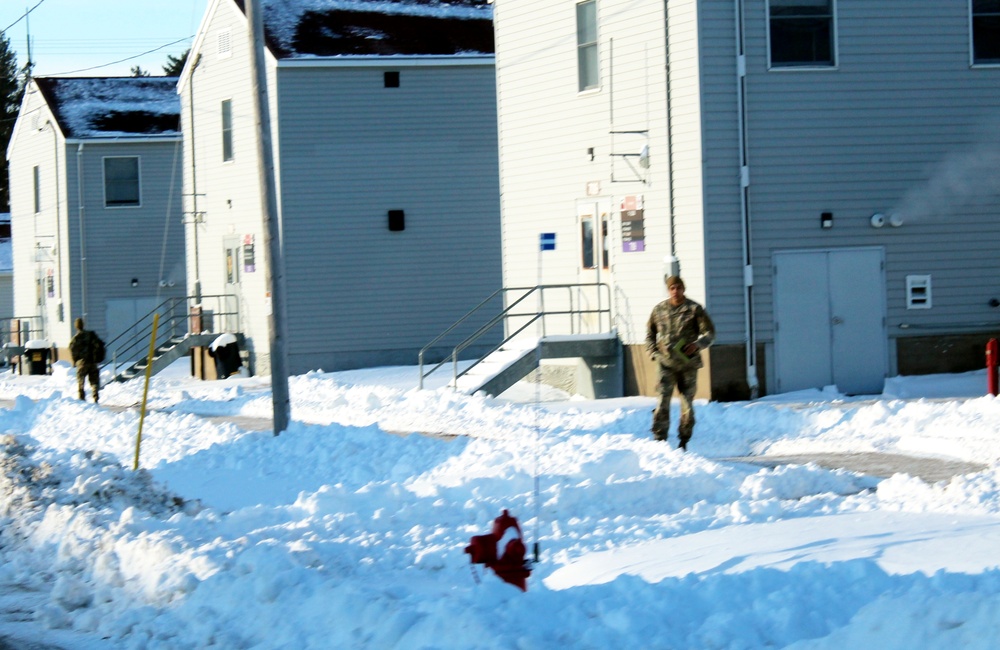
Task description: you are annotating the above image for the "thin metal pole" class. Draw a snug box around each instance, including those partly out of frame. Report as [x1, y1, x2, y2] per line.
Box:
[247, 0, 290, 434]
[134, 313, 160, 470]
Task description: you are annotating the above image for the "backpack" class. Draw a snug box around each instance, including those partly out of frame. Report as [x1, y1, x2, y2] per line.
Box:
[93, 335, 106, 363]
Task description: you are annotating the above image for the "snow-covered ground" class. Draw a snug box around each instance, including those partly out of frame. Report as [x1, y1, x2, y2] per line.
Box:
[0, 360, 999, 648]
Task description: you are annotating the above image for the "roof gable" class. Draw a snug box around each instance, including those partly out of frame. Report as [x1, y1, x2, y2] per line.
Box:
[235, 0, 494, 58]
[33, 77, 181, 139]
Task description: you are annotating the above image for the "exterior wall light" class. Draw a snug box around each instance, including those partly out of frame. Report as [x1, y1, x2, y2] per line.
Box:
[820, 212, 833, 229]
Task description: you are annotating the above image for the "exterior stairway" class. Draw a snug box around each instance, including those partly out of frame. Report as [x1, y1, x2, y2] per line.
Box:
[101, 294, 241, 383]
[454, 333, 621, 397]
[420, 283, 621, 399]
[111, 333, 225, 382]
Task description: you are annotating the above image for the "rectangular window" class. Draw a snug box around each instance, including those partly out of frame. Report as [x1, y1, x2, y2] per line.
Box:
[768, 0, 836, 68]
[973, 0, 1000, 64]
[576, 1, 599, 91]
[104, 157, 140, 207]
[222, 99, 233, 162]
[32, 166, 40, 213]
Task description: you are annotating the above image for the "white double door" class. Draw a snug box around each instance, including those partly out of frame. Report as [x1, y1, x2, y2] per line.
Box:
[773, 248, 888, 395]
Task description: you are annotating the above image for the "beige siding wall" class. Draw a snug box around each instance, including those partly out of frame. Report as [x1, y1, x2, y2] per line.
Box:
[7, 85, 69, 343]
[494, 0, 683, 347]
[181, 0, 273, 370]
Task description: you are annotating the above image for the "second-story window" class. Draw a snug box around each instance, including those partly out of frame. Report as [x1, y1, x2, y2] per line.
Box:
[768, 0, 836, 68]
[104, 157, 140, 207]
[973, 0, 1000, 65]
[222, 99, 233, 162]
[577, 1, 599, 91]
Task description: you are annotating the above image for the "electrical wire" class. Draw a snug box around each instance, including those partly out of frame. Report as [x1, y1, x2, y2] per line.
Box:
[47, 36, 192, 76]
[2, 0, 46, 35]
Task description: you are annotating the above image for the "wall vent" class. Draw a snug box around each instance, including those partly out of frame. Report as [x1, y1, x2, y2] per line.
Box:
[906, 275, 932, 309]
[218, 30, 232, 58]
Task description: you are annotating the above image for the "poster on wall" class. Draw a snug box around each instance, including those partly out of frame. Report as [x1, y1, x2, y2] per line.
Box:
[621, 195, 645, 252]
[243, 234, 256, 273]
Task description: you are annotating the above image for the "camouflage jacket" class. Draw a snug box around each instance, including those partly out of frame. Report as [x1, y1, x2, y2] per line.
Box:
[645, 298, 716, 369]
[70, 330, 102, 365]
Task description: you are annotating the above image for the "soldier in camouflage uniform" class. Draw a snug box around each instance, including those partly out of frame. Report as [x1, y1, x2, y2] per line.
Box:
[69, 318, 103, 403]
[645, 275, 715, 450]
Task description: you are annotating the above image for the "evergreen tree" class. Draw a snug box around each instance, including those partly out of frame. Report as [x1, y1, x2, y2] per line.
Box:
[0, 31, 24, 214]
[163, 50, 189, 77]
[130, 65, 150, 77]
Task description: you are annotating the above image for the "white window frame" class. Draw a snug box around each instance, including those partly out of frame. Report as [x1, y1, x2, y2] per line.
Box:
[576, 0, 600, 92]
[971, 0, 1000, 66]
[222, 99, 234, 163]
[102, 156, 141, 208]
[766, 0, 838, 71]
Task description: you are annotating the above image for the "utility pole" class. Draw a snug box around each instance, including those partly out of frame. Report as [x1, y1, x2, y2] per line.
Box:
[246, 0, 290, 434]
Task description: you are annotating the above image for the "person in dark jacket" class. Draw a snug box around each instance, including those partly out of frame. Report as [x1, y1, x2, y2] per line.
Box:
[645, 275, 715, 450]
[69, 317, 103, 403]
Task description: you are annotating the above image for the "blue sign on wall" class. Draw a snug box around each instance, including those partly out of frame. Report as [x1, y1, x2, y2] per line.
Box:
[540, 233, 556, 251]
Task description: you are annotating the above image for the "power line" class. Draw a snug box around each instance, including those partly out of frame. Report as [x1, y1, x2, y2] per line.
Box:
[2, 0, 46, 35]
[47, 36, 192, 76]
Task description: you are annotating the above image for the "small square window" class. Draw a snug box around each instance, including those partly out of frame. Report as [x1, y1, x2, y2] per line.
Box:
[388, 210, 405, 231]
[768, 0, 836, 68]
[384, 71, 400, 88]
[972, 0, 1000, 65]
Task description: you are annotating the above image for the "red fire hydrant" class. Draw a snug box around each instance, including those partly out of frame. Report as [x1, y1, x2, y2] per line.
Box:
[987, 338, 998, 396]
[465, 509, 532, 591]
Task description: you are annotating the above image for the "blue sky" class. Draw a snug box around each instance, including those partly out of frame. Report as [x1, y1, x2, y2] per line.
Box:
[1, 0, 205, 77]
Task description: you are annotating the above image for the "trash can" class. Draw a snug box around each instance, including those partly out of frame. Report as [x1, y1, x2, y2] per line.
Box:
[208, 333, 242, 379]
[2, 343, 24, 373]
[24, 340, 51, 376]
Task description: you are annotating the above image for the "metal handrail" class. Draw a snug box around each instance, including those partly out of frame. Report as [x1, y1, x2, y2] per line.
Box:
[103, 294, 239, 374]
[0, 316, 44, 345]
[418, 283, 612, 390]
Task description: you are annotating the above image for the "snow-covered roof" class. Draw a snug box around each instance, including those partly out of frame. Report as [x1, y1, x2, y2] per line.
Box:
[239, 0, 494, 58]
[34, 77, 181, 139]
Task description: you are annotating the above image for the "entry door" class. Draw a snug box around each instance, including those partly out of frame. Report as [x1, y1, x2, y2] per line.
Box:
[223, 238, 243, 332]
[773, 248, 887, 395]
[576, 200, 612, 333]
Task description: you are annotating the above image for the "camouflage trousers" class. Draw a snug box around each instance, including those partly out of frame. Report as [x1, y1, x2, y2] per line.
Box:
[76, 362, 100, 403]
[651, 364, 698, 443]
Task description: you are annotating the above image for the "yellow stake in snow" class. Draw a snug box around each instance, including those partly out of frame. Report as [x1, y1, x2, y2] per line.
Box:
[133, 313, 160, 471]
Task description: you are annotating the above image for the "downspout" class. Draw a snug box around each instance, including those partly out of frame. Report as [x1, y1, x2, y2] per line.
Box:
[76, 143, 87, 318]
[189, 53, 203, 303]
[734, 0, 759, 397]
[663, 1, 680, 277]
[45, 121, 63, 322]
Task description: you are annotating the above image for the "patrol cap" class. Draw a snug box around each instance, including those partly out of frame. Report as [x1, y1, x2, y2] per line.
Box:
[665, 275, 685, 288]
